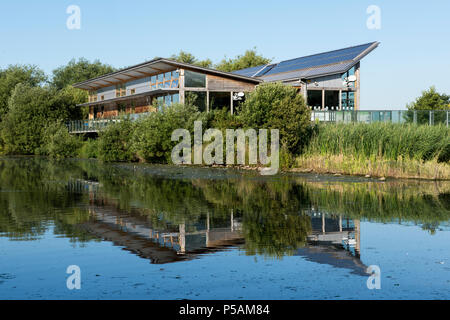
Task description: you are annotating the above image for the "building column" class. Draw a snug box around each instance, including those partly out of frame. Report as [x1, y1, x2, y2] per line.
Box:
[179, 69, 185, 105]
[339, 90, 342, 110]
[355, 62, 361, 110]
[321, 89, 325, 110]
[230, 92, 234, 115]
[179, 224, 186, 254]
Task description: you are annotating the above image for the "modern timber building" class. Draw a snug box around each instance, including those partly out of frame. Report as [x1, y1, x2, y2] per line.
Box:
[72, 42, 379, 127]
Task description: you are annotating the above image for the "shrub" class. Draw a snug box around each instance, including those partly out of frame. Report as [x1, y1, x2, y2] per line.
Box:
[41, 121, 82, 159]
[98, 118, 136, 162]
[239, 82, 311, 155]
[78, 139, 99, 159]
[132, 104, 202, 163]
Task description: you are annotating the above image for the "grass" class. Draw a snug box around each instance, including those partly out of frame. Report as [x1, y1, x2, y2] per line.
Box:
[295, 123, 450, 180]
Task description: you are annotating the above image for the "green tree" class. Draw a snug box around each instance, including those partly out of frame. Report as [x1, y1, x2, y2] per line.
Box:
[215, 48, 272, 72]
[51, 58, 116, 90]
[239, 82, 312, 155]
[41, 121, 82, 159]
[0, 84, 82, 155]
[170, 51, 213, 68]
[0, 64, 46, 121]
[407, 86, 449, 110]
[406, 86, 449, 125]
[98, 118, 136, 162]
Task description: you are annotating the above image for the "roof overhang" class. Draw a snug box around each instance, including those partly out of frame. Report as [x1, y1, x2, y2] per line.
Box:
[73, 58, 262, 90]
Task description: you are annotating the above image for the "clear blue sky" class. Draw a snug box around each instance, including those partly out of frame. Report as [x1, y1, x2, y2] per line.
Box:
[0, 0, 449, 109]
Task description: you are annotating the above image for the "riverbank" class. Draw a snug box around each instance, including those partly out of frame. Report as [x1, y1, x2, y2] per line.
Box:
[293, 154, 450, 180]
[293, 123, 450, 180]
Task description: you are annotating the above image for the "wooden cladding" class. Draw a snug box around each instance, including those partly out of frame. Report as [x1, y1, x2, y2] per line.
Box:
[207, 75, 255, 91]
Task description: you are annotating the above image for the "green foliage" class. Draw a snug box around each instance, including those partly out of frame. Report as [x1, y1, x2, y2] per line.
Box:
[98, 118, 136, 162]
[407, 86, 450, 111]
[51, 58, 116, 90]
[132, 104, 202, 163]
[305, 122, 450, 163]
[78, 139, 99, 159]
[215, 48, 272, 72]
[0, 84, 82, 155]
[41, 121, 82, 159]
[239, 82, 312, 155]
[0, 64, 47, 121]
[169, 51, 213, 68]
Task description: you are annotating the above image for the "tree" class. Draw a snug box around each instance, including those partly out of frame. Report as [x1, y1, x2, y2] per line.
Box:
[169, 51, 213, 68]
[406, 86, 449, 125]
[0, 64, 46, 121]
[407, 86, 449, 110]
[51, 58, 116, 90]
[239, 82, 312, 155]
[0, 84, 83, 155]
[215, 48, 272, 72]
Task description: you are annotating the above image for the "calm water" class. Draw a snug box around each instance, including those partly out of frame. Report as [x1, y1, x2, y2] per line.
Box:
[0, 157, 449, 300]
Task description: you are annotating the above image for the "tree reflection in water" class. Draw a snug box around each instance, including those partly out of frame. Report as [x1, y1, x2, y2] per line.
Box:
[0, 157, 449, 263]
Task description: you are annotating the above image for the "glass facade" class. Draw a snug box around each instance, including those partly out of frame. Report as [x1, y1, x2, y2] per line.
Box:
[150, 70, 179, 90]
[155, 93, 180, 112]
[341, 92, 355, 110]
[185, 70, 206, 88]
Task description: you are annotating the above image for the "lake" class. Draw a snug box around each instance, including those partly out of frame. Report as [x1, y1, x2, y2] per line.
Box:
[0, 157, 449, 299]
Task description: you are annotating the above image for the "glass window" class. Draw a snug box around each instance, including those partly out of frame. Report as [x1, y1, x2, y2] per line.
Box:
[185, 70, 206, 88]
[210, 92, 231, 111]
[172, 93, 179, 104]
[157, 74, 164, 82]
[164, 72, 172, 81]
[165, 95, 172, 106]
[157, 82, 164, 89]
[151, 75, 157, 84]
[151, 84, 157, 90]
[164, 82, 171, 88]
[172, 70, 179, 79]
[325, 91, 339, 109]
[185, 91, 207, 112]
[171, 79, 179, 88]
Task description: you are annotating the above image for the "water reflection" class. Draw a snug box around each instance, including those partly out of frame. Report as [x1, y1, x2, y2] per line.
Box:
[0, 157, 449, 276]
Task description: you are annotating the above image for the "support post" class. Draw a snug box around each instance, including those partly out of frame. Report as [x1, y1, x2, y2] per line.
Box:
[230, 92, 234, 115]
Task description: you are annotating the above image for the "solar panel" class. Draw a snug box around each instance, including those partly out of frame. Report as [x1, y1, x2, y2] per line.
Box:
[232, 65, 267, 77]
[263, 42, 375, 76]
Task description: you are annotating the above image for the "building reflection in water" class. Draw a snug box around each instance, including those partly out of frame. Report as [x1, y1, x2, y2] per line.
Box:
[69, 179, 366, 274]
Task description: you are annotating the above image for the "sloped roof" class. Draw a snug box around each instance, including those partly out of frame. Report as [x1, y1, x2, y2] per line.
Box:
[233, 42, 380, 82]
[73, 58, 262, 90]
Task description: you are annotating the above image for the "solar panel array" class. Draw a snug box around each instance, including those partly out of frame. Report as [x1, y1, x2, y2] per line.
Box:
[232, 65, 267, 77]
[263, 42, 375, 76]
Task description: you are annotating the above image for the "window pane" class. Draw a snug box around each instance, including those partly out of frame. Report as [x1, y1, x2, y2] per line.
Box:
[172, 93, 179, 104]
[171, 79, 179, 88]
[157, 74, 164, 82]
[172, 70, 179, 78]
[185, 70, 206, 88]
[165, 95, 171, 106]
[151, 75, 157, 83]
[164, 72, 172, 81]
[307, 90, 322, 108]
[164, 82, 170, 88]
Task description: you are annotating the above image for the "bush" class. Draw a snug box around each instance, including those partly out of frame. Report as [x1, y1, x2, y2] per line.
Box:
[239, 82, 311, 155]
[78, 139, 99, 159]
[98, 118, 136, 162]
[41, 121, 82, 159]
[132, 104, 202, 163]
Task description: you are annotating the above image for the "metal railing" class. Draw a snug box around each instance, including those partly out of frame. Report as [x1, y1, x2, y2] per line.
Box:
[311, 110, 449, 126]
[67, 113, 151, 133]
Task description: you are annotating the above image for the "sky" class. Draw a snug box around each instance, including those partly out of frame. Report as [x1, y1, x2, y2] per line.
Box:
[0, 0, 449, 110]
